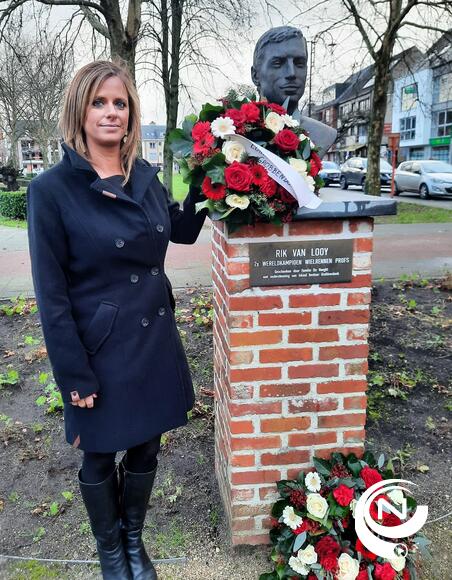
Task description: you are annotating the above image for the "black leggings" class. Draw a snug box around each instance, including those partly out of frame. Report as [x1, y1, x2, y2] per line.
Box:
[81, 434, 161, 484]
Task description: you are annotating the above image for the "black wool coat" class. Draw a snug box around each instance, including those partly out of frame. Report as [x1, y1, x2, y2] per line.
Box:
[27, 143, 208, 452]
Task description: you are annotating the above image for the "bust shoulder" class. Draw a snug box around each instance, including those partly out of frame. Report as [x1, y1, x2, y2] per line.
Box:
[299, 115, 337, 158]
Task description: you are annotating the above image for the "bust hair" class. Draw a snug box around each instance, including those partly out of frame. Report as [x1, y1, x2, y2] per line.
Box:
[59, 59, 141, 183]
[252, 26, 307, 77]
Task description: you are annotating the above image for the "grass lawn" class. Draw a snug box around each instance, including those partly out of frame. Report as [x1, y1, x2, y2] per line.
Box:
[374, 202, 452, 224]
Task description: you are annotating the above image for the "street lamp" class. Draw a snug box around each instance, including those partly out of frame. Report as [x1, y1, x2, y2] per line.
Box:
[307, 30, 336, 117]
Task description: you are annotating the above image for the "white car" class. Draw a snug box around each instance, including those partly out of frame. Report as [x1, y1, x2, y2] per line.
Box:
[394, 160, 452, 199]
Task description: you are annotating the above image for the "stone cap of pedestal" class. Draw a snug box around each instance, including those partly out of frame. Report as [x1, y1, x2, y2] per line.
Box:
[294, 190, 396, 220]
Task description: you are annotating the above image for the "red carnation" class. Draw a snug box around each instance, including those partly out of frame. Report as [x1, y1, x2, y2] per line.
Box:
[360, 466, 383, 489]
[224, 161, 253, 192]
[369, 494, 389, 520]
[315, 535, 340, 558]
[277, 185, 296, 204]
[333, 484, 355, 507]
[240, 102, 261, 123]
[260, 175, 278, 197]
[320, 554, 338, 573]
[266, 102, 287, 115]
[191, 121, 211, 141]
[402, 568, 411, 579]
[193, 132, 215, 156]
[383, 513, 402, 527]
[356, 538, 377, 561]
[273, 129, 300, 153]
[374, 562, 397, 580]
[356, 570, 369, 580]
[250, 163, 268, 186]
[293, 520, 308, 534]
[309, 151, 323, 177]
[201, 176, 226, 200]
[224, 108, 245, 129]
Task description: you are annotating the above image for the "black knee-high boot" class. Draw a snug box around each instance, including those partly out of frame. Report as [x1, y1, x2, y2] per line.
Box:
[78, 468, 132, 580]
[118, 458, 158, 580]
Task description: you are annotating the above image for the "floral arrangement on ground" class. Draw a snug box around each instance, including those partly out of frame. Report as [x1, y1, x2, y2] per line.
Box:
[168, 98, 323, 230]
[259, 451, 430, 580]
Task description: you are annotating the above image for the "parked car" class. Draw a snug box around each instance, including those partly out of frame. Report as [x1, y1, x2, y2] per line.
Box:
[318, 161, 341, 186]
[394, 160, 452, 199]
[339, 157, 393, 190]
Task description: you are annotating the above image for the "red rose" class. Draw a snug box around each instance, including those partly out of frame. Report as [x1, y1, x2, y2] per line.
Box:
[356, 570, 369, 580]
[260, 175, 277, 197]
[333, 484, 354, 506]
[240, 102, 261, 123]
[250, 163, 267, 186]
[224, 161, 253, 192]
[360, 466, 383, 489]
[191, 121, 211, 141]
[374, 562, 397, 580]
[193, 132, 215, 156]
[356, 538, 377, 561]
[273, 129, 300, 152]
[369, 494, 389, 520]
[201, 176, 226, 200]
[315, 535, 340, 558]
[402, 568, 411, 579]
[341, 515, 350, 529]
[309, 151, 323, 177]
[277, 185, 296, 204]
[320, 554, 338, 572]
[266, 102, 287, 115]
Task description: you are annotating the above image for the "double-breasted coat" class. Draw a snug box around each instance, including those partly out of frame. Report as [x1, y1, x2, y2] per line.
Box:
[27, 142, 208, 453]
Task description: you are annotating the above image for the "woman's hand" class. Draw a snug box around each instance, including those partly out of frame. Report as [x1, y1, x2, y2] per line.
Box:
[70, 390, 98, 408]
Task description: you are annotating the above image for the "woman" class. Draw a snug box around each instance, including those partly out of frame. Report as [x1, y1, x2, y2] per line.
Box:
[27, 60, 208, 580]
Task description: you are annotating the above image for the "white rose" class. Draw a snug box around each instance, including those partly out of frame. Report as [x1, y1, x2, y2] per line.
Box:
[387, 489, 404, 505]
[389, 555, 406, 572]
[282, 505, 303, 530]
[225, 194, 250, 210]
[264, 111, 285, 134]
[349, 499, 358, 518]
[282, 113, 299, 128]
[305, 174, 316, 192]
[298, 544, 318, 566]
[289, 158, 308, 176]
[299, 133, 308, 142]
[222, 140, 246, 164]
[288, 555, 310, 576]
[309, 138, 316, 148]
[337, 553, 360, 580]
[211, 116, 236, 138]
[305, 471, 322, 492]
[306, 493, 328, 519]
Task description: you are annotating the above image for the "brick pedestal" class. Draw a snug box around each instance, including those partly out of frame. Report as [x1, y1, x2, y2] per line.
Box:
[212, 218, 374, 546]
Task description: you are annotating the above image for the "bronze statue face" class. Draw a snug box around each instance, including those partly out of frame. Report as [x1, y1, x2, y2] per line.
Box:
[251, 36, 308, 113]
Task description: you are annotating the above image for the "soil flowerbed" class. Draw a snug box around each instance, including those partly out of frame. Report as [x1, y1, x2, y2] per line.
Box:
[0, 279, 450, 579]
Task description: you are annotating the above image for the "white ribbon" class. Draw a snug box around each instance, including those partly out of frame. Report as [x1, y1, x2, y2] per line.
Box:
[224, 133, 322, 209]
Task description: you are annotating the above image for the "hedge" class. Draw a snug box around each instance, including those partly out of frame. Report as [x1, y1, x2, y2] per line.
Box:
[0, 189, 27, 220]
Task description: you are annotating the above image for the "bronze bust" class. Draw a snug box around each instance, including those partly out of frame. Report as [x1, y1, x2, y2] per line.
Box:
[251, 26, 336, 158]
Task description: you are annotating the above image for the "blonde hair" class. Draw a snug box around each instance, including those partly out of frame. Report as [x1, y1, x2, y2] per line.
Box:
[59, 59, 141, 183]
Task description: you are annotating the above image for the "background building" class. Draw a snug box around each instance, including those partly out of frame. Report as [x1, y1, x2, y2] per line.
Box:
[141, 123, 166, 168]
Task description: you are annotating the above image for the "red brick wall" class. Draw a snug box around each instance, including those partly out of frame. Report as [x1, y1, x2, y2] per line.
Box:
[212, 218, 373, 545]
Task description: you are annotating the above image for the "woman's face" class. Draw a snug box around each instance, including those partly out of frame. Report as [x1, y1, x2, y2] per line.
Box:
[83, 75, 130, 149]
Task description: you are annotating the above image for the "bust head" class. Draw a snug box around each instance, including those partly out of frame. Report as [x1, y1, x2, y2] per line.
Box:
[251, 26, 308, 114]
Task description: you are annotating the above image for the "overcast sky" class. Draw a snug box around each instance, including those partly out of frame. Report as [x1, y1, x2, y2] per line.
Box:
[23, 1, 446, 126]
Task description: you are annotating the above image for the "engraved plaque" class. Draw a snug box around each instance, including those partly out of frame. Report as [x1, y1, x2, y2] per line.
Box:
[249, 239, 354, 286]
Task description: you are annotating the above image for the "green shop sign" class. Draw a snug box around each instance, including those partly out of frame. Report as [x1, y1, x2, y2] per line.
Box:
[430, 136, 451, 147]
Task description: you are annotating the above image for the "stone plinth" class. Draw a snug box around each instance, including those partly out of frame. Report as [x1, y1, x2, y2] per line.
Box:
[212, 192, 396, 546]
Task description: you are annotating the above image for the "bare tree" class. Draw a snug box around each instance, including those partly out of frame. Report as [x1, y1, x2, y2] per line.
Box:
[297, 0, 452, 195]
[0, 27, 28, 168]
[22, 34, 75, 169]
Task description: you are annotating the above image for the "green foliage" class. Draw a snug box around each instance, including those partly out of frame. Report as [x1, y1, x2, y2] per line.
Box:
[190, 292, 213, 327]
[0, 295, 38, 316]
[0, 369, 19, 389]
[61, 491, 74, 502]
[375, 203, 452, 225]
[24, 335, 41, 346]
[0, 189, 27, 219]
[32, 526, 46, 542]
[79, 521, 91, 535]
[35, 374, 63, 414]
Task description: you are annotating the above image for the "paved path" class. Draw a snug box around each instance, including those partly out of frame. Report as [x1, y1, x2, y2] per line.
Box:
[1, 220, 451, 298]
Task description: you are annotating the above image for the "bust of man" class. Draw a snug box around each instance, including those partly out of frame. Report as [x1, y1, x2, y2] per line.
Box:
[251, 26, 336, 158]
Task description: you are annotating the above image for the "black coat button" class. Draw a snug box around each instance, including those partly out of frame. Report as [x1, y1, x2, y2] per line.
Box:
[115, 238, 125, 248]
[156, 224, 164, 233]
[158, 307, 166, 316]
[151, 267, 159, 276]
[141, 317, 149, 327]
[130, 274, 139, 283]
